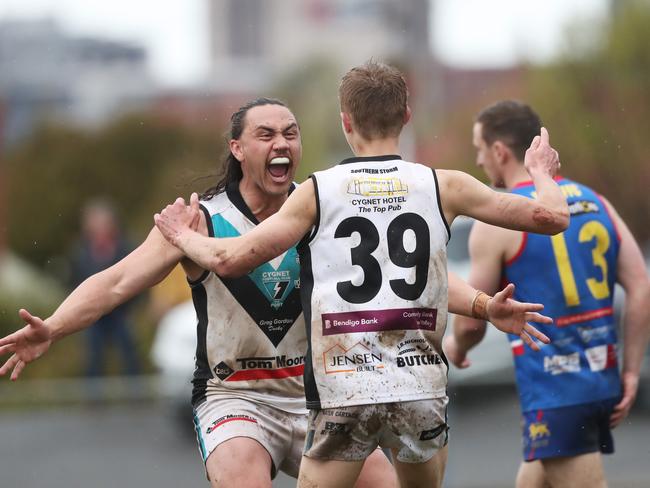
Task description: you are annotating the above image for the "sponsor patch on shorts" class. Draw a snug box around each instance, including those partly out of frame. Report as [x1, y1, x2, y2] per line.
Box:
[320, 421, 351, 436]
[419, 424, 447, 441]
[206, 414, 257, 434]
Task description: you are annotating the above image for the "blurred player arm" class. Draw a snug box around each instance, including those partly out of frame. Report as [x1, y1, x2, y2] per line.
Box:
[445, 222, 501, 367]
[439, 128, 569, 234]
[155, 181, 317, 278]
[0, 226, 186, 380]
[603, 197, 650, 426]
[445, 222, 550, 368]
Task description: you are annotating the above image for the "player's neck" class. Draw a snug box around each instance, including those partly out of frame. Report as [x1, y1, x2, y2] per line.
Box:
[238, 180, 287, 222]
[504, 163, 530, 190]
[349, 136, 400, 158]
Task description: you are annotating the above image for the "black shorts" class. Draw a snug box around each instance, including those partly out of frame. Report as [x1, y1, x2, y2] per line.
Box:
[522, 398, 619, 461]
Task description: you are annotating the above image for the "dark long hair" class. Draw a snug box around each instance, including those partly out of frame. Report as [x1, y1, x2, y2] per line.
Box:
[201, 97, 288, 200]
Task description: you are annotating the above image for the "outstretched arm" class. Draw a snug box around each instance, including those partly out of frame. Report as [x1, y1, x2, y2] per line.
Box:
[444, 221, 551, 368]
[439, 128, 569, 234]
[155, 181, 317, 278]
[603, 199, 650, 427]
[0, 226, 185, 380]
[449, 272, 550, 346]
[446, 277, 551, 369]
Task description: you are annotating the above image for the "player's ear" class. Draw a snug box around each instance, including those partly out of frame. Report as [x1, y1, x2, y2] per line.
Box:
[230, 139, 244, 162]
[341, 112, 353, 134]
[404, 105, 412, 125]
[491, 140, 509, 164]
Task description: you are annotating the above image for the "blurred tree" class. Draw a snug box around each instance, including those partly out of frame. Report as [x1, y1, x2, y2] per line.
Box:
[528, 0, 650, 244]
[2, 115, 223, 378]
[5, 115, 221, 268]
[274, 57, 351, 180]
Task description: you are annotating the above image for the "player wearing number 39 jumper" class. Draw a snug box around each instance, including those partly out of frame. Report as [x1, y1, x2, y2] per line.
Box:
[302, 156, 449, 411]
[153, 62, 570, 488]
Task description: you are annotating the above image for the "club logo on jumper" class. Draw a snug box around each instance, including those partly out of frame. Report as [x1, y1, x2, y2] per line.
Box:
[419, 424, 447, 441]
[528, 422, 551, 440]
[396, 338, 440, 368]
[323, 342, 385, 374]
[543, 352, 580, 375]
[568, 200, 600, 217]
[210, 213, 302, 348]
[213, 361, 234, 380]
[206, 414, 257, 434]
[320, 421, 350, 436]
[347, 175, 408, 197]
[261, 270, 294, 309]
[578, 325, 612, 344]
[585, 344, 617, 372]
[322, 308, 436, 336]
[210, 213, 300, 312]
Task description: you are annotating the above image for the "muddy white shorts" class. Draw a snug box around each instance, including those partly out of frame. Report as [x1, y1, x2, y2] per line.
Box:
[303, 398, 449, 463]
[193, 397, 307, 478]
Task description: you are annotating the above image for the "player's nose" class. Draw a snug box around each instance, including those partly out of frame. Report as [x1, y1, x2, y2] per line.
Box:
[272, 135, 290, 151]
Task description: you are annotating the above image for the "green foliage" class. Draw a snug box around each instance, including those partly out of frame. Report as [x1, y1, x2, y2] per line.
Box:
[274, 57, 352, 180]
[0, 254, 64, 335]
[1, 116, 223, 378]
[528, 1, 650, 243]
[5, 115, 222, 266]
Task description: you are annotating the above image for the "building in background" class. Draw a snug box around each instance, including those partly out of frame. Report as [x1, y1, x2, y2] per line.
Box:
[0, 18, 156, 146]
[207, 0, 432, 92]
[206, 0, 441, 162]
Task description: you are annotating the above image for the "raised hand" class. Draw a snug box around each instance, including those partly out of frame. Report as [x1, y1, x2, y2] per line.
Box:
[524, 127, 561, 178]
[0, 309, 53, 381]
[487, 283, 551, 351]
[154, 193, 201, 247]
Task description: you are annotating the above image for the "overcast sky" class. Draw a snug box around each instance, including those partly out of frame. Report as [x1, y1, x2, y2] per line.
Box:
[0, 0, 609, 87]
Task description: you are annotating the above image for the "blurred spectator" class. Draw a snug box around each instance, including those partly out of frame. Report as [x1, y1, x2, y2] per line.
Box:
[70, 199, 140, 376]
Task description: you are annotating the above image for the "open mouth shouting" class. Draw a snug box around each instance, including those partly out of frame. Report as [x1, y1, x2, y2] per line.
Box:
[267, 156, 292, 184]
